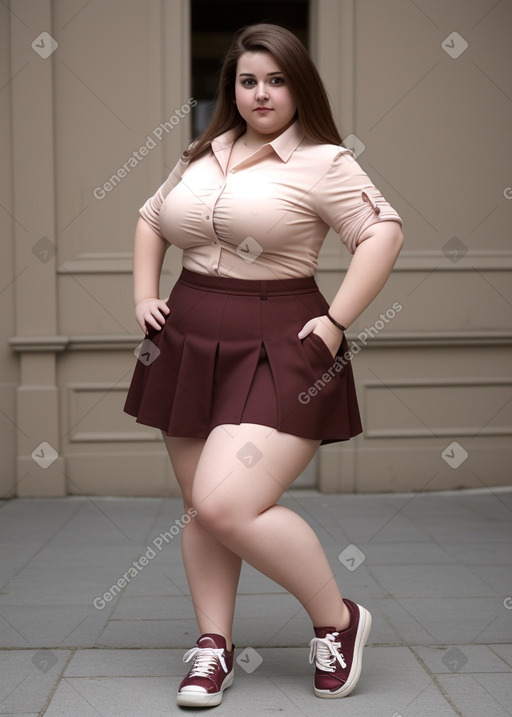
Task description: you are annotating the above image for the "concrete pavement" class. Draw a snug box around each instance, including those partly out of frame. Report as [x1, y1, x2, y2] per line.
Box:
[0, 488, 511, 716]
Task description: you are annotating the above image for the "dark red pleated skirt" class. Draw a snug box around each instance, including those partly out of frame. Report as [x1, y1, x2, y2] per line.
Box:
[124, 267, 362, 445]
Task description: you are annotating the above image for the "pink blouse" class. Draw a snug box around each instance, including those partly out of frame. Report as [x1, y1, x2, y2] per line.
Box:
[139, 120, 402, 279]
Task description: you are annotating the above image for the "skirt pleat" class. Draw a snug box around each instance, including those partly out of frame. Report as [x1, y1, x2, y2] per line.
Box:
[124, 267, 363, 445]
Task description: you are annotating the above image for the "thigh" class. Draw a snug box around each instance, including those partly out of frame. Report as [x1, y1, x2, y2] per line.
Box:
[192, 423, 321, 519]
[162, 432, 206, 508]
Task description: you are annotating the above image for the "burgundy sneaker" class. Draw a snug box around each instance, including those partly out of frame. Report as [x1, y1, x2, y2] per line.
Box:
[309, 599, 371, 698]
[177, 633, 234, 707]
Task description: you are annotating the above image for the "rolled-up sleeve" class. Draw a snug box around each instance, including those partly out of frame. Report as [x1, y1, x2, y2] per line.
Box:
[139, 157, 188, 239]
[315, 149, 403, 254]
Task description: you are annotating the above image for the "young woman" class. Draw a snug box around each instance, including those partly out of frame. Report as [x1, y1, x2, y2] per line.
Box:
[124, 23, 403, 708]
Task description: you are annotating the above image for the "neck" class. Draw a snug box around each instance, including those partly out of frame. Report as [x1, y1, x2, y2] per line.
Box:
[241, 133, 267, 150]
[241, 119, 295, 148]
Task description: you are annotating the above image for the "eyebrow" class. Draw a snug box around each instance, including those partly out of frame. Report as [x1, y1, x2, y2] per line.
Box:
[237, 71, 284, 77]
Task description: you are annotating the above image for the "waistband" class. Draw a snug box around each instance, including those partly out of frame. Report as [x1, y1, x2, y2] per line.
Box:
[177, 267, 319, 298]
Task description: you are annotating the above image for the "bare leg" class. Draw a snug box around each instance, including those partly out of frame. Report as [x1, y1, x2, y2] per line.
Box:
[191, 424, 350, 630]
[162, 433, 241, 650]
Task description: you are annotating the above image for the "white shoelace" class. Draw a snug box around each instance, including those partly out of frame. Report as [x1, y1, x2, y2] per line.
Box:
[309, 632, 347, 672]
[183, 646, 228, 678]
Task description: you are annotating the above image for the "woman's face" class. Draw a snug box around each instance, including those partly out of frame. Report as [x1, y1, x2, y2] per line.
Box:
[234, 51, 297, 141]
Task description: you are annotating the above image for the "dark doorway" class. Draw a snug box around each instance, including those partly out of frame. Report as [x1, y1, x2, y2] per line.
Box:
[191, 0, 309, 136]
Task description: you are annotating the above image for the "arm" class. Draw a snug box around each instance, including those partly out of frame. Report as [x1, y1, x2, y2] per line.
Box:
[133, 217, 171, 334]
[298, 221, 404, 353]
[132, 152, 190, 333]
[328, 220, 404, 326]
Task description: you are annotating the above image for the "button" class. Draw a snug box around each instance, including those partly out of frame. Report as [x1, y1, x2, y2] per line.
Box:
[205, 215, 210, 220]
[230, 168, 236, 173]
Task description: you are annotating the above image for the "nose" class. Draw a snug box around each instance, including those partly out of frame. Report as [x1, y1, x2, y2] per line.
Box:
[255, 82, 269, 101]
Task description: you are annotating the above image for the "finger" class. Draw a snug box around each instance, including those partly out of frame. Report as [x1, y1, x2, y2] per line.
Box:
[150, 298, 170, 312]
[143, 306, 166, 326]
[153, 309, 169, 325]
[297, 318, 316, 339]
[136, 319, 148, 335]
[144, 315, 163, 331]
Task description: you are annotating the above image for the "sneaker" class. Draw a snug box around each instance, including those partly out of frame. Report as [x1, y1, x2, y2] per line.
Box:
[177, 633, 234, 707]
[309, 598, 371, 698]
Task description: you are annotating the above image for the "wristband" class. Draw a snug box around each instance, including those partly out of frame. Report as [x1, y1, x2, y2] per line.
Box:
[325, 312, 347, 332]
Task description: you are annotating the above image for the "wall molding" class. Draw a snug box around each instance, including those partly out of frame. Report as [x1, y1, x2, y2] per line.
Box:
[67, 382, 162, 443]
[363, 378, 512, 439]
[60, 250, 512, 275]
[58, 253, 133, 274]
[9, 331, 512, 353]
[318, 248, 512, 272]
[8, 336, 69, 352]
[351, 331, 512, 348]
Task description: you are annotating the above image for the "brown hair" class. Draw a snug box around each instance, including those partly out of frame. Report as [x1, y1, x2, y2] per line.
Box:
[183, 23, 342, 163]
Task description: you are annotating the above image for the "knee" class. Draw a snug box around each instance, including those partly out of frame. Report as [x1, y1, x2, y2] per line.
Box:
[182, 499, 195, 515]
[193, 497, 241, 539]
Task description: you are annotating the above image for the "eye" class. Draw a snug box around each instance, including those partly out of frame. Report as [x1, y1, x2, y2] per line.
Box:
[270, 76, 285, 85]
[240, 78, 256, 87]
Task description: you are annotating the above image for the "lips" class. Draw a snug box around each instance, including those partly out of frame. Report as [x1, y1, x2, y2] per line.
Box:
[254, 107, 272, 112]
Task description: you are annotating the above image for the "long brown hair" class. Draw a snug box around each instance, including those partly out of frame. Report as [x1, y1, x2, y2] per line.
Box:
[183, 23, 342, 162]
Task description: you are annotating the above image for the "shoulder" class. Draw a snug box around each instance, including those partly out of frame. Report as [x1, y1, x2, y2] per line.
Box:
[296, 138, 357, 170]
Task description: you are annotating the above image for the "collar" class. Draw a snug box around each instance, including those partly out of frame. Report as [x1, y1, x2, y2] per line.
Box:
[211, 119, 305, 173]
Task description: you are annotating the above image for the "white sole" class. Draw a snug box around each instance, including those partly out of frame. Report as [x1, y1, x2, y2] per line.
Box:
[314, 604, 372, 699]
[177, 669, 234, 707]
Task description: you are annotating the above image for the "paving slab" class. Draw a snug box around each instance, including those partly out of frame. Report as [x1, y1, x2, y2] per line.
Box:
[111, 595, 198, 621]
[41, 677, 173, 717]
[466, 563, 512, 593]
[95, 618, 201, 649]
[388, 596, 512, 645]
[361, 540, 457, 565]
[411, 644, 512, 674]
[490, 643, 512, 667]
[0, 649, 72, 715]
[436, 673, 512, 717]
[0, 565, 138, 606]
[118, 564, 190, 598]
[63, 649, 181, 678]
[369, 562, 498, 598]
[0, 604, 111, 648]
[440, 540, 512, 565]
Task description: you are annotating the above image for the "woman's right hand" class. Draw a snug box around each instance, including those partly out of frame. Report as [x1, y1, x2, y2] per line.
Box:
[135, 298, 170, 334]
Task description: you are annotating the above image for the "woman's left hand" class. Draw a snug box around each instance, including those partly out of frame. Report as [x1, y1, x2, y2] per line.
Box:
[298, 315, 344, 359]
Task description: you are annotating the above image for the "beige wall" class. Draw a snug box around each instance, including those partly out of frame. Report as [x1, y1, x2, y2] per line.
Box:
[2, 0, 511, 497]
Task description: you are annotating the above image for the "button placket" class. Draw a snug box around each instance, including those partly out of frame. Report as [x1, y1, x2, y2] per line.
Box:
[208, 172, 231, 246]
[202, 178, 223, 247]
